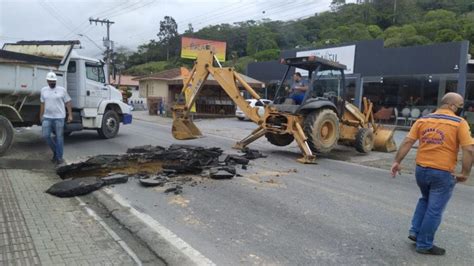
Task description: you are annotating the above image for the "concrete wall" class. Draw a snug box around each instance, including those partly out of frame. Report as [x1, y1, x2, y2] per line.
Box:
[138, 80, 169, 99]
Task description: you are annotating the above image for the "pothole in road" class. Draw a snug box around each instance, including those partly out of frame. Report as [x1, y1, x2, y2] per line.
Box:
[46, 144, 267, 198]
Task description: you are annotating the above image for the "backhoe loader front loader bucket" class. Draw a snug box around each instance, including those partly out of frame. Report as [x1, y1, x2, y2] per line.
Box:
[373, 125, 397, 152]
[172, 117, 202, 140]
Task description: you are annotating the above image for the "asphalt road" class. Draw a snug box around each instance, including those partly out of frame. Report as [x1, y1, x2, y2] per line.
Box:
[13, 118, 474, 265]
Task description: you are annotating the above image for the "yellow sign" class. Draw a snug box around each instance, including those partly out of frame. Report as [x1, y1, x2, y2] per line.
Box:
[181, 37, 226, 62]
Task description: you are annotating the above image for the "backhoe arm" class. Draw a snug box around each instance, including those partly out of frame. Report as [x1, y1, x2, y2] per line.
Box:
[171, 50, 265, 140]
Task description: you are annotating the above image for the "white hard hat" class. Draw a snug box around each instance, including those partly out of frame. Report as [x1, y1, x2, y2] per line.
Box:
[46, 72, 57, 81]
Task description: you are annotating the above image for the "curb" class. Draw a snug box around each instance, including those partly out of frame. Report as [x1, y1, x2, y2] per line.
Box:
[92, 188, 215, 266]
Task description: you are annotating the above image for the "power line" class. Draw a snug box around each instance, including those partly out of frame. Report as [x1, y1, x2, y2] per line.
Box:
[39, 0, 79, 35]
[193, 0, 317, 28]
[89, 18, 115, 76]
[78, 34, 105, 51]
[64, 0, 151, 39]
[130, 0, 327, 48]
[128, 1, 256, 40]
[175, 1, 247, 26]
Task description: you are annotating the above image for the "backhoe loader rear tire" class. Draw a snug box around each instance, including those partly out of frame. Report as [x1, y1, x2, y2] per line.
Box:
[0, 115, 14, 156]
[355, 128, 374, 153]
[265, 133, 294, 146]
[304, 109, 339, 153]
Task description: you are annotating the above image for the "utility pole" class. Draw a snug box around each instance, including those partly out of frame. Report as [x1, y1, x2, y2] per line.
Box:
[89, 17, 115, 79]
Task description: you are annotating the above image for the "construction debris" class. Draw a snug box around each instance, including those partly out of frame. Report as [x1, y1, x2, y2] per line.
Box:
[101, 174, 129, 186]
[46, 177, 104, 198]
[164, 185, 183, 195]
[48, 144, 265, 198]
[241, 147, 267, 160]
[139, 175, 169, 187]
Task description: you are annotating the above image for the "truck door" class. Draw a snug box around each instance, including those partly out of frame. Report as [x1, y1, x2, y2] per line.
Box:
[85, 62, 109, 108]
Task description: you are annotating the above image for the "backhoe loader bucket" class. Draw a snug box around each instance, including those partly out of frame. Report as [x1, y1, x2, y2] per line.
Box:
[373, 125, 397, 152]
[172, 118, 202, 140]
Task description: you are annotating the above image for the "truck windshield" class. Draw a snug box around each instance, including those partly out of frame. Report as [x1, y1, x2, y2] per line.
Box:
[86, 63, 105, 83]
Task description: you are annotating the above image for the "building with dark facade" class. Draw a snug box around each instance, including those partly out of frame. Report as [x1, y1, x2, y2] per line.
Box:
[247, 39, 473, 125]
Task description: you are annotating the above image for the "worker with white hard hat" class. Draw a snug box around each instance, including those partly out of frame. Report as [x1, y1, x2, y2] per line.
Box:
[40, 71, 73, 165]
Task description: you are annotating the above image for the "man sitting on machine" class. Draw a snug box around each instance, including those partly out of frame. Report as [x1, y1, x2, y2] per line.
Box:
[288, 72, 308, 105]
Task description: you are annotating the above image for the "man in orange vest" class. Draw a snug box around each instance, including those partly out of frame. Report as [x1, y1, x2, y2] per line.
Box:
[391, 92, 472, 255]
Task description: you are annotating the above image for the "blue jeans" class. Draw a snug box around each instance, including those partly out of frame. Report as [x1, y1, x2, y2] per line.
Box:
[42, 118, 64, 161]
[409, 165, 456, 250]
[290, 93, 305, 105]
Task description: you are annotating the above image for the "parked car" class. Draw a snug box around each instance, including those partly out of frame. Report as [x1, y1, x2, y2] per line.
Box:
[235, 99, 272, 120]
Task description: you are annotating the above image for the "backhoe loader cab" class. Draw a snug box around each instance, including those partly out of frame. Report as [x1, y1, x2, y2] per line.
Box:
[264, 56, 349, 154]
[274, 56, 347, 113]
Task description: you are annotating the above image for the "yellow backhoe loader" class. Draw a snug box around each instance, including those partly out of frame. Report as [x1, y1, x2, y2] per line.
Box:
[171, 50, 396, 163]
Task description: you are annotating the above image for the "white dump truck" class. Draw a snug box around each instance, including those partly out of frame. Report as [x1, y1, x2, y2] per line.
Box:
[0, 40, 132, 155]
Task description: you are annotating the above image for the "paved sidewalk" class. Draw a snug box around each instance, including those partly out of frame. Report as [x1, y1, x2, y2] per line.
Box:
[0, 167, 136, 265]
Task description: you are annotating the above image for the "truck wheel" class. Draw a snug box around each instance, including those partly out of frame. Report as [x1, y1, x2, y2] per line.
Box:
[0, 115, 14, 156]
[265, 133, 294, 146]
[98, 110, 120, 139]
[303, 109, 339, 153]
[355, 128, 374, 153]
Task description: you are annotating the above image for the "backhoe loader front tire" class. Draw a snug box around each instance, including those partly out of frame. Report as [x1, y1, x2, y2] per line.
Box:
[265, 133, 294, 146]
[98, 110, 120, 139]
[0, 115, 14, 156]
[355, 128, 374, 153]
[304, 109, 339, 153]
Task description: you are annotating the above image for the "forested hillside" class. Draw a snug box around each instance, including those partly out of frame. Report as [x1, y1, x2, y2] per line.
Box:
[115, 0, 474, 75]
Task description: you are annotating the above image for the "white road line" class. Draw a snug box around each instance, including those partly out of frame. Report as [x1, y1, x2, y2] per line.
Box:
[102, 188, 216, 266]
[75, 197, 143, 266]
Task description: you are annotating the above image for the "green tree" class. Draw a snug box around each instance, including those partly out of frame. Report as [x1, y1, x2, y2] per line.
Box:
[330, 0, 346, 12]
[184, 23, 194, 35]
[320, 23, 372, 43]
[157, 16, 178, 60]
[383, 25, 430, 47]
[246, 26, 278, 55]
[416, 9, 459, 40]
[435, 29, 463, 42]
[367, 24, 383, 38]
[252, 49, 281, 61]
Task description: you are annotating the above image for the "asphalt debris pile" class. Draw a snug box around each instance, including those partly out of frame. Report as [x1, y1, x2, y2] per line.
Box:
[46, 177, 104, 198]
[47, 144, 266, 198]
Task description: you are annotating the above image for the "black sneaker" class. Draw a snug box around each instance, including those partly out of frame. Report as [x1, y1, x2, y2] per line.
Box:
[55, 159, 66, 166]
[408, 235, 417, 242]
[416, 245, 446, 255]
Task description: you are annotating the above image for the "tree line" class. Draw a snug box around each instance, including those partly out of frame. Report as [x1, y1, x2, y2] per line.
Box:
[114, 0, 474, 76]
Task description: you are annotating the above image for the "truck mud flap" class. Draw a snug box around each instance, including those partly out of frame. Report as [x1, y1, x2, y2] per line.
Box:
[123, 114, 132, 124]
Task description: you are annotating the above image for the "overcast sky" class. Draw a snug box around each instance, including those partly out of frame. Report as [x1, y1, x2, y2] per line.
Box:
[0, 0, 355, 57]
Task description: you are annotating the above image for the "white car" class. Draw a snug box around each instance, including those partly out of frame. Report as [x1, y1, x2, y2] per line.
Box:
[236, 99, 272, 120]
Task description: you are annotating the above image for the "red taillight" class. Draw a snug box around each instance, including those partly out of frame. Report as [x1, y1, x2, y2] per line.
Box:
[308, 56, 316, 61]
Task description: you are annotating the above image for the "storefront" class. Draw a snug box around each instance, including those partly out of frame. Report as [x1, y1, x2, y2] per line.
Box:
[247, 39, 473, 125]
[135, 68, 264, 117]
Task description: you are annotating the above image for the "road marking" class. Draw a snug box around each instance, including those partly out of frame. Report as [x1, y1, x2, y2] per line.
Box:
[75, 197, 143, 266]
[102, 188, 216, 266]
